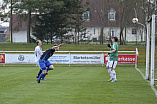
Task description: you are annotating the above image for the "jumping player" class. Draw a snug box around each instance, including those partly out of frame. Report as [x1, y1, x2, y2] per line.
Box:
[106, 37, 118, 82]
[37, 44, 62, 83]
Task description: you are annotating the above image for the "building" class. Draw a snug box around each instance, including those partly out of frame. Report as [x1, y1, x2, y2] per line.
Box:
[80, 0, 146, 42]
[10, 14, 29, 42]
[9, 0, 146, 43]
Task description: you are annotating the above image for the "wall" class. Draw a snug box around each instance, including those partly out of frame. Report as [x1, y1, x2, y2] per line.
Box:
[85, 26, 145, 42]
[13, 31, 27, 42]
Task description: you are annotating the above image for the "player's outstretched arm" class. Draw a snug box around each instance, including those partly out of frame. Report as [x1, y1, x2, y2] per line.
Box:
[52, 43, 63, 51]
[58, 43, 63, 47]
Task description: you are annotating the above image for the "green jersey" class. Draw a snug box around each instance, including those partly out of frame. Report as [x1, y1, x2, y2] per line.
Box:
[110, 42, 118, 61]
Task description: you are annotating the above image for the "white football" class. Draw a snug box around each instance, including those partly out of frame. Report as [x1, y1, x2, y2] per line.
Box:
[132, 18, 138, 24]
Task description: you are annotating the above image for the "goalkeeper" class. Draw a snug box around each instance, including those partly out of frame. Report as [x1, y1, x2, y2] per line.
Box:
[106, 37, 118, 82]
[37, 44, 62, 83]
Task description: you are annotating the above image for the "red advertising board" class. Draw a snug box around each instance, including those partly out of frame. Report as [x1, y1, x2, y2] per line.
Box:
[104, 54, 137, 64]
[0, 54, 5, 63]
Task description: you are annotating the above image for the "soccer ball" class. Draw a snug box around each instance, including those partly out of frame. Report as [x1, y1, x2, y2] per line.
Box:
[132, 18, 138, 24]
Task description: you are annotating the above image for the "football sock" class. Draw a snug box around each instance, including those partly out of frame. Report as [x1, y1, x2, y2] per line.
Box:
[37, 69, 42, 77]
[42, 69, 49, 79]
[111, 70, 116, 79]
[38, 73, 45, 80]
[42, 74, 46, 79]
[107, 68, 112, 77]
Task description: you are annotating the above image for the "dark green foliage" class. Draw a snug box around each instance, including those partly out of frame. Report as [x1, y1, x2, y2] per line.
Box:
[31, 0, 88, 44]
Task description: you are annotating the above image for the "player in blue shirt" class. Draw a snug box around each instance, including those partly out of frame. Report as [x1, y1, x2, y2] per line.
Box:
[37, 44, 62, 83]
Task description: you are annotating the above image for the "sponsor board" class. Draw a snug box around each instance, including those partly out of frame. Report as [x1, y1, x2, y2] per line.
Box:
[104, 54, 137, 64]
[71, 54, 104, 64]
[48, 54, 70, 64]
[0, 54, 5, 63]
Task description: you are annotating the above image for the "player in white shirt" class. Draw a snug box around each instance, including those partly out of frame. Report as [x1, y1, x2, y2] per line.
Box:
[35, 40, 43, 63]
[35, 40, 45, 80]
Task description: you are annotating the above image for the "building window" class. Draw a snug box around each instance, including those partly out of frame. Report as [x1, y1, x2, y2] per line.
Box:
[132, 29, 137, 35]
[108, 8, 116, 21]
[0, 31, 4, 33]
[82, 11, 90, 21]
[93, 38, 97, 42]
[111, 30, 114, 37]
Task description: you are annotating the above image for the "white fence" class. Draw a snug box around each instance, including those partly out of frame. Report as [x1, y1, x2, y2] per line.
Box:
[0, 50, 138, 66]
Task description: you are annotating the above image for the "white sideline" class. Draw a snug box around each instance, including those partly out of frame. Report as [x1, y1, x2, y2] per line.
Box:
[135, 67, 157, 97]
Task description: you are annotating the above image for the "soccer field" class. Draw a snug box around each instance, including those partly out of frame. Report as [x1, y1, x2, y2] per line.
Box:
[0, 65, 157, 104]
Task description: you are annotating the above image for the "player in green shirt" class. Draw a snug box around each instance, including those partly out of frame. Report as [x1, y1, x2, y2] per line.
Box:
[106, 37, 118, 82]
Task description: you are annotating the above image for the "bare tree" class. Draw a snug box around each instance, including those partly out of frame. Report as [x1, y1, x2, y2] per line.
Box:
[90, 0, 107, 45]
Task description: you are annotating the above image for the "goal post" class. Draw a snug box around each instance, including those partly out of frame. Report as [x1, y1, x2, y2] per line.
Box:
[150, 14, 156, 86]
[146, 14, 157, 86]
[146, 21, 150, 80]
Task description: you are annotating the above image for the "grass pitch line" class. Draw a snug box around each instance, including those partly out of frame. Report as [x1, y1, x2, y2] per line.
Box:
[135, 67, 157, 97]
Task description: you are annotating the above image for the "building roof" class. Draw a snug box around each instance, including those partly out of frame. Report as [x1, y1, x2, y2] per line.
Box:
[83, 0, 119, 27]
[83, 0, 142, 27]
[9, 14, 28, 31]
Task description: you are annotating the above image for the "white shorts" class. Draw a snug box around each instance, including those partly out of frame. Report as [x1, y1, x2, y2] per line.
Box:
[106, 61, 117, 69]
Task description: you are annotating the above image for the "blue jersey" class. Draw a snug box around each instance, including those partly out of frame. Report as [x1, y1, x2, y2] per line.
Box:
[40, 48, 55, 62]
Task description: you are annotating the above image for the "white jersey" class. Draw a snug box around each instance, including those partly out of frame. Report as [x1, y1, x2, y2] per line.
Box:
[35, 46, 43, 62]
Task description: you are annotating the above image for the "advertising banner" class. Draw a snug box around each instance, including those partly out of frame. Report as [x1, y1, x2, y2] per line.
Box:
[104, 54, 137, 64]
[4, 54, 70, 64]
[48, 54, 70, 64]
[0, 54, 5, 63]
[3, 53, 137, 64]
[71, 54, 104, 64]
[5, 54, 36, 64]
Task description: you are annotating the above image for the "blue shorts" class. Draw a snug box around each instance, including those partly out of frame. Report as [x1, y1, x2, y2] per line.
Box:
[39, 59, 52, 70]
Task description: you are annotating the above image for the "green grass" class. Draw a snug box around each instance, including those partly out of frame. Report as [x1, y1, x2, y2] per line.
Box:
[0, 65, 157, 104]
[0, 42, 145, 51]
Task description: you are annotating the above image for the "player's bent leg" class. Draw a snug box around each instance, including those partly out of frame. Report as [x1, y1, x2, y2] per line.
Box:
[41, 70, 48, 80]
[37, 60, 47, 83]
[36, 69, 42, 78]
[49, 65, 54, 70]
[41, 65, 54, 80]
[42, 70, 47, 74]
[46, 61, 54, 70]
[37, 69, 47, 83]
[41, 61, 53, 80]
